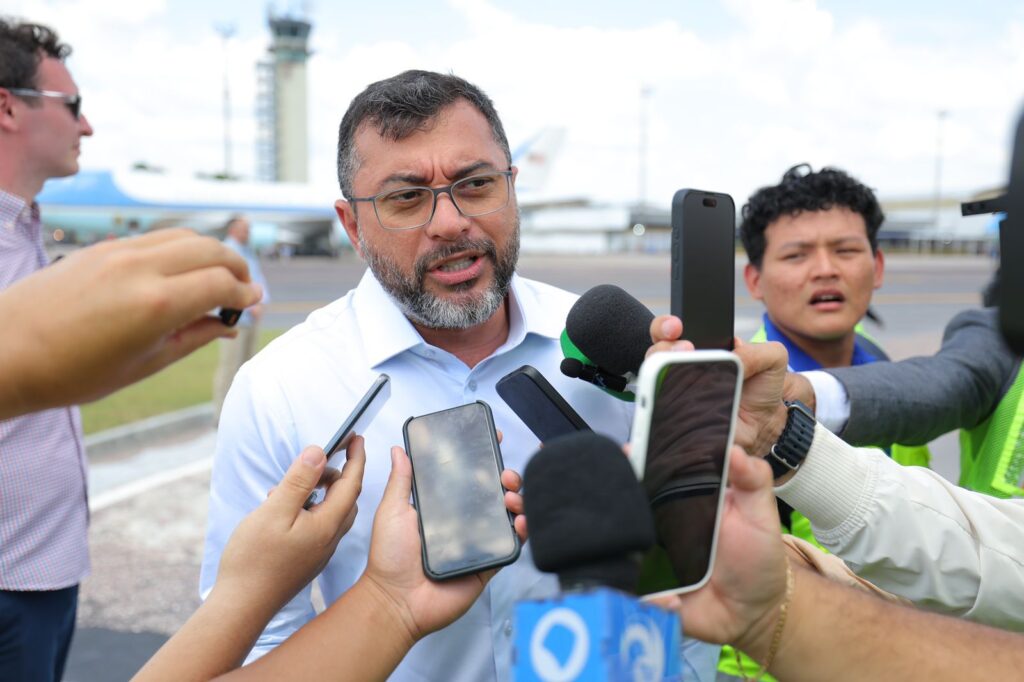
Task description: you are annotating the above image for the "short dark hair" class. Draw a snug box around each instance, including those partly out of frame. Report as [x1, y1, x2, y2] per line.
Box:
[740, 163, 884, 268]
[0, 19, 71, 94]
[336, 70, 511, 199]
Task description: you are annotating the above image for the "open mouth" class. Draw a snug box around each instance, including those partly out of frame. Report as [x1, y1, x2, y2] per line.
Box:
[810, 290, 845, 307]
[434, 254, 479, 273]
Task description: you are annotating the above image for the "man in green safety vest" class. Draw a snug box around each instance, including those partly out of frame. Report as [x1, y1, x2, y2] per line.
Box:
[719, 163, 926, 680]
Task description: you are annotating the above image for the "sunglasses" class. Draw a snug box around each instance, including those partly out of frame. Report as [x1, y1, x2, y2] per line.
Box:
[6, 88, 83, 120]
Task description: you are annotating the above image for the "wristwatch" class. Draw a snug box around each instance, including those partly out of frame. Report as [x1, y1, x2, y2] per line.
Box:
[765, 400, 816, 478]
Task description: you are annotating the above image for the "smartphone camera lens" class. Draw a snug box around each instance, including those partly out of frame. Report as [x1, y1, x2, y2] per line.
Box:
[702, 197, 718, 208]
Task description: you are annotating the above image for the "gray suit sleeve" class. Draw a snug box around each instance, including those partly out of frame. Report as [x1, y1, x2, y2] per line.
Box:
[826, 309, 1020, 446]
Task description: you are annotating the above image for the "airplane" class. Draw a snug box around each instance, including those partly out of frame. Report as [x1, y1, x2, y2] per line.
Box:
[36, 126, 569, 254]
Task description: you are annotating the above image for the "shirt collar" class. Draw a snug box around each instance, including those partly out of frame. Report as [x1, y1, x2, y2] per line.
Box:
[353, 270, 564, 369]
[762, 313, 880, 371]
[0, 188, 37, 232]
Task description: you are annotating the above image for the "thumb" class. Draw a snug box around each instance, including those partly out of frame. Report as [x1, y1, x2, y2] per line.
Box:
[267, 446, 327, 515]
[380, 446, 414, 512]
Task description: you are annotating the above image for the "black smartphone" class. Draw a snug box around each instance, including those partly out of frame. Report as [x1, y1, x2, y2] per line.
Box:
[403, 401, 521, 580]
[630, 351, 742, 597]
[304, 374, 390, 508]
[670, 189, 736, 350]
[496, 365, 591, 442]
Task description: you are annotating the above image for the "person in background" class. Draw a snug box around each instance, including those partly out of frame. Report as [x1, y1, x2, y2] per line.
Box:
[213, 214, 270, 421]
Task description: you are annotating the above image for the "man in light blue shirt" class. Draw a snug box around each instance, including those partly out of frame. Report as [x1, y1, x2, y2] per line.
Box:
[213, 214, 269, 420]
[201, 70, 716, 681]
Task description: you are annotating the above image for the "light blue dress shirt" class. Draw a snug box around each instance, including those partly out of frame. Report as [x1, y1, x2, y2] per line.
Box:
[201, 270, 717, 681]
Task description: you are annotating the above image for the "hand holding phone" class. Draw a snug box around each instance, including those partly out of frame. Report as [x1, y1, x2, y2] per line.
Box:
[403, 401, 521, 580]
[630, 350, 743, 597]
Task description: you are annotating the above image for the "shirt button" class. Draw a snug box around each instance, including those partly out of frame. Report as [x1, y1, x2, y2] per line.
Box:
[504, 620, 513, 636]
[468, 380, 478, 392]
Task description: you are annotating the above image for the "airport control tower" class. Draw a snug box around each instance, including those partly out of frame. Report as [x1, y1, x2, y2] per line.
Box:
[256, 13, 311, 183]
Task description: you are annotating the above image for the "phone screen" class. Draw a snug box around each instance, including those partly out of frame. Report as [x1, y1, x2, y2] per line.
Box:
[496, 366, 590, 442]
[636, 358, 738, 596]
[404, 402, 520, 579]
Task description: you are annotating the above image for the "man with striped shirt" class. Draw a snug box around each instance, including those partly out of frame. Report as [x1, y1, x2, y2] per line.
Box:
[0, 19, 95, 681]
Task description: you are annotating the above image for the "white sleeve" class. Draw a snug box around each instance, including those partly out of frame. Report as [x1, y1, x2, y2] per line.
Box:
[800, 370, 849, 434]
[775, 423, 1024, 630]
[199, 365, 316, 660]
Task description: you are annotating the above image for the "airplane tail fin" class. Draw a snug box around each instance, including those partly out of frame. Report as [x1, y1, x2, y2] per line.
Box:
[511, 127, 566, 195]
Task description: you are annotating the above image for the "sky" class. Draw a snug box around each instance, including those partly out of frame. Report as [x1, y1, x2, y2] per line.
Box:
[9, 0, 1024, 208]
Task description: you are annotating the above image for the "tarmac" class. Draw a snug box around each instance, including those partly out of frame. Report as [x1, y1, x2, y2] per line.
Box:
[62, 252, 991, 680]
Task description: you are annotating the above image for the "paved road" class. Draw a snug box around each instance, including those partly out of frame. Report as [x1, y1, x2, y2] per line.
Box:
[65, 253, 997, 681]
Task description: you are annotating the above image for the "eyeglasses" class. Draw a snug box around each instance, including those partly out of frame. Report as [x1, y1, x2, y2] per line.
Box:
[6, 88, 83, 120]
[350, 170, 513, 231]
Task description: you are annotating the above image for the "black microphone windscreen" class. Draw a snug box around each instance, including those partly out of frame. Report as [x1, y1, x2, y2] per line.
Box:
[524, 432, 655, 592]
[566, 285, 654, 376]
[560, 357, 583, 378]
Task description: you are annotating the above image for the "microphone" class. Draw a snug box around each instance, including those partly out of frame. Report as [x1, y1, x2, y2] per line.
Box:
[512, 432, 682, 680]
[560, 285, 655, 400]
[524, 431, 655, 591]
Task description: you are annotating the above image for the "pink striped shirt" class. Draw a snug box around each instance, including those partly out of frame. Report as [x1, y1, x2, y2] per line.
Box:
[0, 188, 89, 590]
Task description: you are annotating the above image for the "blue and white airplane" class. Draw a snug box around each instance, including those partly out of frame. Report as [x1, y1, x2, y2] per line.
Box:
[36, 127, 568, 254]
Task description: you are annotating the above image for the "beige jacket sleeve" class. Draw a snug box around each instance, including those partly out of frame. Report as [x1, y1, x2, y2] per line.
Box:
[775, 423, 1024, 631]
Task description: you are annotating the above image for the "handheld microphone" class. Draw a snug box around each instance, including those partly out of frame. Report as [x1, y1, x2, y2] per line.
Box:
[512, 432, 682, 681]
[560, 285, 655, 401]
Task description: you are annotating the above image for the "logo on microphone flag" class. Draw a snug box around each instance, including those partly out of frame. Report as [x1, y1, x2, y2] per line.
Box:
[512, 588, 682, 681]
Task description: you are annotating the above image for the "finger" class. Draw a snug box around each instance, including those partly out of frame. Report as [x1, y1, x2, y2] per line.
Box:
[504, 490, 523, 516]
[500, 468, 521, 493]
[265, 446, 328, 517]
[495, 429, 503, 445]
[127, 317, 238, 380]
[380, 446, 414, 511]
[94, 226, 199, 252]
[316, 466, 344, 489]
[319, 436, 366, 526]
[734, 341, 788, 380]
[649, 314, 683, 344]
[160, 269, 263, 328]
[144, 234, 252, 281]
[513, 514, 528, 542]
[727, 445, 773, 493]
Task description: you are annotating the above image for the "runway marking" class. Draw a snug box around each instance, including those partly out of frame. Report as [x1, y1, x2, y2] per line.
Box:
[89, 457, 213, 512]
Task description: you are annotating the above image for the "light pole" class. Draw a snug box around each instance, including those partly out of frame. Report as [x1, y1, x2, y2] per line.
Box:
[638, 85, 652, 208]
[215, 23, 237, 178]
[933, 110, 948, 231]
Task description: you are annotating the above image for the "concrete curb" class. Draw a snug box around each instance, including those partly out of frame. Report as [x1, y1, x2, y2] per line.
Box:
[84, 403, 214, 460]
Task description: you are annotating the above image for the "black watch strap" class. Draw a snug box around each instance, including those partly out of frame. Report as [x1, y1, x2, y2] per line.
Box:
[765, 400, 816, 478]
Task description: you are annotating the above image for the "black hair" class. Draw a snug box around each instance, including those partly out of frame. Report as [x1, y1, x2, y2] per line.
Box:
[0, 18, 71, 93]
[336, 70, 510, 199]
[740, 163, 884, 268]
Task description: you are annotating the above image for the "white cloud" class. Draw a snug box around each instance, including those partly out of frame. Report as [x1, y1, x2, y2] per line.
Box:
[7, 0, 1023, 205]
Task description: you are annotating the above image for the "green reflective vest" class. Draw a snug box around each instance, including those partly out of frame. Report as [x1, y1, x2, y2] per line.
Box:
[959, 363, 1024, 498]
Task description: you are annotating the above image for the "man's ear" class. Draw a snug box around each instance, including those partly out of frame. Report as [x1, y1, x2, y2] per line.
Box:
[873, 247, 885, 290]
[0, 90, 19, 133]
[335, 200, 362, 258]
[743, 262, 764, 300]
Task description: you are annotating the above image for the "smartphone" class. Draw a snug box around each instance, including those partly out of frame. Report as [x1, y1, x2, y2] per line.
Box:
[496, 365, 591, 442]
[403, 401, 521, 580]
[304, 374, 390, 508]
[629, 350, 742, 598]
[670, 189, 736, 350]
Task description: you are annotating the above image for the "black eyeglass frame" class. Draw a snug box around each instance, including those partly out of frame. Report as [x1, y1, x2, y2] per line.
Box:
[5, 88, 83, 120]
[349, 169, 514, 231]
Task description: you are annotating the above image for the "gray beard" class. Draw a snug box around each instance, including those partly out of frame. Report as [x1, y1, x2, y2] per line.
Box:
[360, 226, 520, 330]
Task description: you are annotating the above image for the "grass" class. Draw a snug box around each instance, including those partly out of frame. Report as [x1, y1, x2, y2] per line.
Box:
[79, 329, 283, 435]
